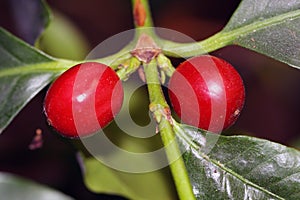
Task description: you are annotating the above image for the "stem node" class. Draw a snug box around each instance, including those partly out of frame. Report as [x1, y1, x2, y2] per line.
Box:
[131, 34, 161, 63]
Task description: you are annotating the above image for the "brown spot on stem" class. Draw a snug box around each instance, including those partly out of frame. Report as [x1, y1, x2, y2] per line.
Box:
[134, 0, 146, 26]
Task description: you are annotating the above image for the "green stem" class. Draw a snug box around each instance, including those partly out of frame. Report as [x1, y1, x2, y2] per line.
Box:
[130, 1, 195, 198]
[160, 32, 229, 57]
[156, 53, 176, 77]
[116, 56, 141, 80]
[143, 60, 196, 200]
[87, 43, 135, 69]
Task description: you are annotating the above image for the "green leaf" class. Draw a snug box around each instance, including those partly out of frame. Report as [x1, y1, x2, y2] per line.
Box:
[175, 124, 300, 200]
[224, 0, 300, 68]
[82, 155, 176, 200]
[0, 172, 73, 200]
[0, 28, 74, 133]
[36, 11, 90, 60]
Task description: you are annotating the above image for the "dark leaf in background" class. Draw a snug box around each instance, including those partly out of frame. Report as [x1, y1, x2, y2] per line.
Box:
[8, 0, 51, 45]
[0, 172, 74, 200]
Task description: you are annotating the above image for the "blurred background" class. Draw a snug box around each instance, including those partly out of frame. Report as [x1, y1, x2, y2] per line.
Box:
[0, 0, 300, 199]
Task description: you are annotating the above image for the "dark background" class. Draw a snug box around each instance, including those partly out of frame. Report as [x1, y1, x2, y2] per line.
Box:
[0, 0, 300, 199]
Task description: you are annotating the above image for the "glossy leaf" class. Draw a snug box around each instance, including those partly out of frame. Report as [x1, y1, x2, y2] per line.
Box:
[0, 28, 73, 133]
[0, 172, 73, 200]
[175, 124, 300, 199]
[224, 0, 300, 68]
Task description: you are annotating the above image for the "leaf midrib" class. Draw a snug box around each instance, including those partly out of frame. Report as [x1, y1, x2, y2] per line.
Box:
[202, 8, 300, 49]
[0, 61, 73, 78]
[221, 8, 300, 41]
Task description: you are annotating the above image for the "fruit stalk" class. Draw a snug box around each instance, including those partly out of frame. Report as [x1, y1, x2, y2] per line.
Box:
[143, 59, 196, 200]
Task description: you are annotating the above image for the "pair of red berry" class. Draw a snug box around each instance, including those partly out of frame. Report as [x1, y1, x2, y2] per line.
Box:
[44, 55, 245, 138]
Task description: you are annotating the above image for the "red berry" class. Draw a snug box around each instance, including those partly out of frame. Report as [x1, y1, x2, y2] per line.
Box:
[168, 55, 245, 133]
[44, 62, 123, 138]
